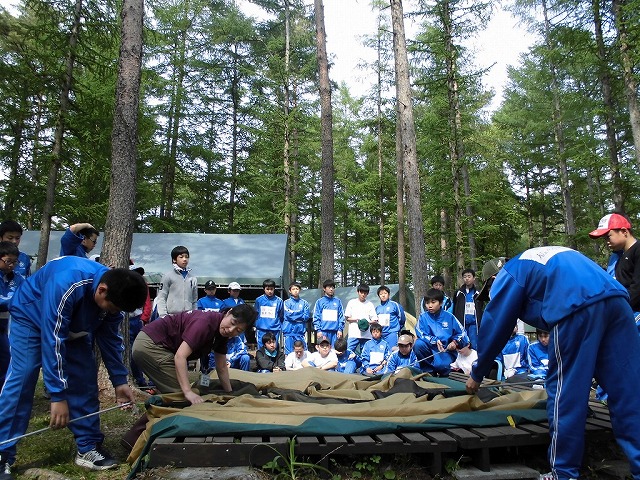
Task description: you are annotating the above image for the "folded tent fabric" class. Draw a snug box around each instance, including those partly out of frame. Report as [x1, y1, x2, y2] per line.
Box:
[127, 368, 547, 478]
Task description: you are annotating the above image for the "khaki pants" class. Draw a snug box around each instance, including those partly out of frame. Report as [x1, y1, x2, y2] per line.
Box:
[131, 331, 181, 393]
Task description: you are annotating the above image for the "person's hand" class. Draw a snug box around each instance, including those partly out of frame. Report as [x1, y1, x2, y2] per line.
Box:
[436, 340, 445, 352]
[185, 390, 204, 405]
[273, 367, 282, 372]
[114, 384, 135, 409]
[447, 341, 457, 351]
[50, 400, 70, 430]
[337, 331, 343, 339]
[366, 368, 374, 375]
[466, 377, 481, 395]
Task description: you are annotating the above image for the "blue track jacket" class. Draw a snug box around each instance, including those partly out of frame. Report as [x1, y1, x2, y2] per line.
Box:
[313, 295, 345, 333]
[471, 246, 628, 382]
[283, 297, 310, 334]
[9, 257, 128, 402]
[254, 294, 284, 331]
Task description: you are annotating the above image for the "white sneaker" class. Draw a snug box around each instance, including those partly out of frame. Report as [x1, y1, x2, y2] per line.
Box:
[75, 446, 118, 471]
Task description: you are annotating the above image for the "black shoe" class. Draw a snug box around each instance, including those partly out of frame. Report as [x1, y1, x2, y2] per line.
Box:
[75, 446, 118, 471]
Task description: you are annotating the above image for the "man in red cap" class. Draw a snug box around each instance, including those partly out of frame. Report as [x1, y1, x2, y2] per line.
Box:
[589, 213, 640, 319]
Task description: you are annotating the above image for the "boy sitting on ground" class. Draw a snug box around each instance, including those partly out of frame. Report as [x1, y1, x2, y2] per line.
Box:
[255, 332, 285, 372]
[450, 343, 478, 375]
[360, 323, 389, 376]
[302, 338, 338, 370]
[333, 337, 360, 374]
[384, 333, 417, 374]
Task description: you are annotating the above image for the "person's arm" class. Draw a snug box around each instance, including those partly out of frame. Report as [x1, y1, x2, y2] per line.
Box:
[174, 341, 203, 404]
[626, 245, 640, 311]
[214, 352, 232, 391]
[141, 289, 152, 323]
[255, 349, 272, 371]
[190, 276, 198, 311]
[337, 302, 345, 336]
[156, 274, 171, 316]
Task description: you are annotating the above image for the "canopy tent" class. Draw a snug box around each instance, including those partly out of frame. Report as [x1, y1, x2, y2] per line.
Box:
[18, 231, 289, 289]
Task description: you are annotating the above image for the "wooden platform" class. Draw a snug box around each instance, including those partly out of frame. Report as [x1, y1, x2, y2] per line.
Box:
[145, 374, 614, 475]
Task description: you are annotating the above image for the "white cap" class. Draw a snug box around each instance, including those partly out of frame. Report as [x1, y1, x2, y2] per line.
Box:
[228, 281, 242, 290]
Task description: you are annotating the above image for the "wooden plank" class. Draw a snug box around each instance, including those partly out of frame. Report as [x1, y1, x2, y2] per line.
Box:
[445, 428, 484, 448]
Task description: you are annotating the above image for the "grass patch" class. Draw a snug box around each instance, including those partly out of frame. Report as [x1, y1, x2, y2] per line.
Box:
[11, 378, 144, 480]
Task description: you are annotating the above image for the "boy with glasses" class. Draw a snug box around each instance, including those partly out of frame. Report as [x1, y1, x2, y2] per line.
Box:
[0, 241, 23, 389]
[59, 222, 99, 258]
[0, 220, 31, 277]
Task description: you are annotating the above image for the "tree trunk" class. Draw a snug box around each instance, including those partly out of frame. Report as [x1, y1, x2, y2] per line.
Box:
[314, 0, 335, 286]
[37, 0, 82, 269]
[396, 113, 406, 307]
[101, 0, 144, 376]
[612, 0, 640, 173]
[228, 46, 241, 231]
[283, 0, 294, 283]
[390, 0, 428, 314]
[376, 22, 386, 284]
[593, 0, 625, 211]
[542, 0, 576, 248]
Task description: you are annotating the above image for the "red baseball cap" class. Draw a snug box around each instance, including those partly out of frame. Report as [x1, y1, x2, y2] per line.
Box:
[589, 213, 632, 238]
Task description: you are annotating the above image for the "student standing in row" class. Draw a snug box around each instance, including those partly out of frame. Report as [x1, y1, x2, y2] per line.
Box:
[254, 279, 284, 349]
[344, 284, 377, 354]
[156, 245, 197, 317]
[375, 286, 405, 347]
[0, 242, 23, 389]
[282, 282, 310, 355]
[313, 279, 344, 347]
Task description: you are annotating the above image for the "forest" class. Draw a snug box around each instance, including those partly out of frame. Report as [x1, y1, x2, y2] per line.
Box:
[0, 0, 639, 295]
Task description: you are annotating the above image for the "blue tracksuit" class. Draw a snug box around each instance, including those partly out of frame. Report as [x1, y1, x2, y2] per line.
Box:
[384, 349, 417, 374]
[527, 341, 549, 379]
[360, 337, 389, 374]
[220, 296, 244, 310]
[14, 251, 31, 278]
[375, 299, 406, 346]
[282, 297, 310, 354]
[254, 293, 284, 349]
[414, 309, 468, 376]
[0, 257, 129, 462]
[0, 271, 23, 388]
[197, 295, 223, 312]
[499, 333, 529, 378]
[205, 335, 250, 371]
[336, 349, 360, 374]
[313, 295, 345, 347]
[59, 227, 89, 257]
[470, 246, 640, 480]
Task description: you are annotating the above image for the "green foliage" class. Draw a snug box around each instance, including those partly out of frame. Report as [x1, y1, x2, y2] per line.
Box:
[261, 437, 340, 480]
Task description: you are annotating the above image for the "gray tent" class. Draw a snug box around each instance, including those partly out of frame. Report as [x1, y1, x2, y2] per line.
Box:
[18, 231, 289, 289]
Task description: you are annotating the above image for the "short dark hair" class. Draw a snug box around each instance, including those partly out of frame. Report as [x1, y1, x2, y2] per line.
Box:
[228, 303, 257, 328]
[322, 279, 335, 288]
[462, 268, 476, 277]
[289, 281, 301, 289]
[171, 245, 189, 260]
[369, 322, 382, 332]
[78, 227, 99, 238]
[356, 283, 370, 293]
[100, 268, 148, 312]
[263, 279, 276, 288]
[293, 339, 305, 348]
[423, 288, 444, 306]
[0, 241, 19, 258]
[0, 220, 23, 237]
[430, 275, 445, 286]
[377, 285, 390, 295]
[262, 332, 276, 344]
[333, 337, 347, 352]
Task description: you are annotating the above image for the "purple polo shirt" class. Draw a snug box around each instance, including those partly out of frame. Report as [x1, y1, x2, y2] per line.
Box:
[142, 310, 229, 359]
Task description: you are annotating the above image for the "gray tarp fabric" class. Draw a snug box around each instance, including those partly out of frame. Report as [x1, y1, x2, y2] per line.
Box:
[18, 231, 289, 288]
[127, 368, 548, 477]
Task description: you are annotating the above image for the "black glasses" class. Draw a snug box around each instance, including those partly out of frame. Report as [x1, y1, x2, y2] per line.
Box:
[86, 237, 97, 244]
[0, 258, 16, 266]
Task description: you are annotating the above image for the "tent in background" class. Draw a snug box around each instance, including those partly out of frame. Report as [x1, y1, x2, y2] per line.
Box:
[18, 231, 289, 290]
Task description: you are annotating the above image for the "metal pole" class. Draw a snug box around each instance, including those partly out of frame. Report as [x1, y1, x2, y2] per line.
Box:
[0, 402, 133, 447]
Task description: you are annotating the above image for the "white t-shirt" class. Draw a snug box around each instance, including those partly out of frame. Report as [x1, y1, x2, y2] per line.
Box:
[307, 350, 338, 369]
[285, 351, 309, 370]
[345, 298, 378, 339]
[450, 349, 478, 375]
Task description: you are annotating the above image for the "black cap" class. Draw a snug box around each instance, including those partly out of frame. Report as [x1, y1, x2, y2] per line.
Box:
[204, 280, 217, 289]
